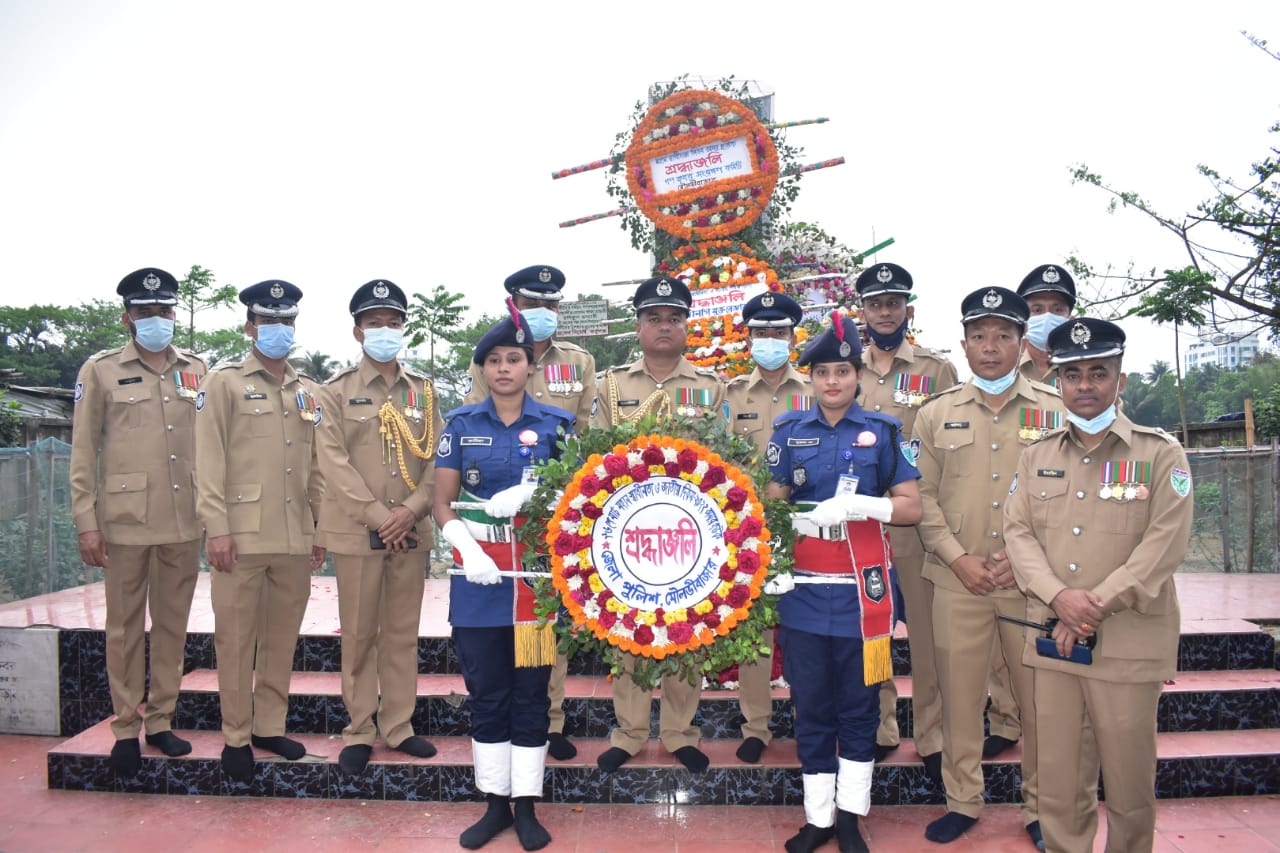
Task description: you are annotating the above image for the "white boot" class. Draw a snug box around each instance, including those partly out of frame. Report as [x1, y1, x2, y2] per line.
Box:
[472, 740, 512, 796]
[803, 772, 837, 828]
[511, 744, 548, 799]
[836, 757, 874, 816]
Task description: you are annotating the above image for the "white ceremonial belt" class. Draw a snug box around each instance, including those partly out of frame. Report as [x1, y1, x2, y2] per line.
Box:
[793, 517, 847, 541]
[463, 518, 513, 543]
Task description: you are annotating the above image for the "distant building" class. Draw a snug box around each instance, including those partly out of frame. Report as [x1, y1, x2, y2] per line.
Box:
[1183, 331, 1263, 373]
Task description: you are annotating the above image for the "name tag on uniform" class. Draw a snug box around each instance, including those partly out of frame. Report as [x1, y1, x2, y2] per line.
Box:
[1037, 468, 1066, 478]
[118, 376, 142, 385]
[244, 392, 268, 400]
[460, 436, 493, 446]
[787, 437, 820, 447]
[348, 397, 373, 405]
[618, 399, 640, 407]
[736, 413, 758, 420]
[944, 421, 970, 429]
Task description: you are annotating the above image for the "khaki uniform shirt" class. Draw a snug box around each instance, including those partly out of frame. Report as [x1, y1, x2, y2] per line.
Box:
[859, 341, 959, 562]
[70, 341, 206, 545]
[725, 366, 811, 457]
[315, 359, 443, 554]
[593, 356, 726, 428]
[195, 351, 324, 555]
[1004, 414, 1192, 681]
[1018, 351, 1057, 387]
[914, 375, 1065, 596]
[465, 339, 595, 433]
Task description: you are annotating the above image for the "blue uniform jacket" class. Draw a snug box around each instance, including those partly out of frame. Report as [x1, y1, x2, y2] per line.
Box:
[436, 394, 573, 627]
[767, 402, 919, 637]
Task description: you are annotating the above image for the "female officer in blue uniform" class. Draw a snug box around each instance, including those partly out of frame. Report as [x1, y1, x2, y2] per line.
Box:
[433, 301, 574, 852]
[764, 312, 923, 853]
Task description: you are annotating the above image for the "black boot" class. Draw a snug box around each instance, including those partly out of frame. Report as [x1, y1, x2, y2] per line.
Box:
[785, 822, 835, 853]
[459, 793, 513, 849]
[547, 732, 577, 761]
[109, 738, 141, 778]
[250, 734, 305, 760]
[221, 744, 254, 782]
[145, 731, 192, 757]
[836, 810, 869, 853]
[512, 796, 551, 851]
[338, 744, 372, 774]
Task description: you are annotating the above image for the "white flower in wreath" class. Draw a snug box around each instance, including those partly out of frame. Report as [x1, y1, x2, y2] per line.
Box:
[594, 464, 608, 478]
[698, 102, 712, 112]
[560, 520, 578, 533]
[737, 206, 747, 216]
[652, 625, 669, 646]
[569, 494, 588, 510]
[717, 605, 733, 620]
[566, 574, 583, 592]
[582, 599, 601, 620]
[694, 346, 713, 358]
[716, 194, 726, 205]
[712, 256, 725, 268]
[711, 320, 723, 332]
[694, 460, 710, 477]
[664, 107, 678, 118]
[663, 447, 678, 463]
[736, 261, 748, 273]
[738, 188, 751, 200]
[681, 267, 696, 279]
[710, 214, 722, 225]
[562, 553, 579, 568]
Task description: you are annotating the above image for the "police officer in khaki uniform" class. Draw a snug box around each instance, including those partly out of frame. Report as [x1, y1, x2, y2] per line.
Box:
[1017, 264, 1076, 387]
[724, 291, 809, 764]
[315, 280, 443, 774]
[70, 267, 206, 777]
[463, 264, 595, 762]
[852, 263, 959, 774]
[593, 275, 726, 774]
[196, 280, 326, 782]
[1005, 318, 1192, 853]
[915, 287, 1062, 848]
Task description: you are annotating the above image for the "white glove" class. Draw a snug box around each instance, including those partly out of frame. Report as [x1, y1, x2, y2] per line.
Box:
[485, 482, 537, 518]
[846, 495, 894, 523]
[805, 494, 857, 527]
[763, 573, 796, 595]
[442, 519, 501, 585]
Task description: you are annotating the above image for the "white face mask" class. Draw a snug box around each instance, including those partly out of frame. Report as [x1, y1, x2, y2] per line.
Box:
[970, 366, 1017, 396]
[1067, 384, 1122, 434]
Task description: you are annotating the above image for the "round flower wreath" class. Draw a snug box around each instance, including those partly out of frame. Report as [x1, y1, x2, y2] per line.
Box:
[625, 89, 780, 241]
[547, 434, 770, 659]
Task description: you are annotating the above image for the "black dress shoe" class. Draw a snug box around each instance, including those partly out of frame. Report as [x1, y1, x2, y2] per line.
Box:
[982, 734, 1018, 758]
[338, 744, 372, 774]
[736, 736, 766, 763]
[393, 736, 437, 758]
[784, 822, 835, 853]
[145, 731, 192, 757]
[250, 734, 305, 760]
[547, 733, 577, 761]
[596, 746, 631, 773]
[1026, 819, 1045, 851]
[925, 812, 977, 843]
[672, 746, 709, 773]
[109, 738, 141, 777]
[221, 744, 254, 782]
[921, 751, 943, 787]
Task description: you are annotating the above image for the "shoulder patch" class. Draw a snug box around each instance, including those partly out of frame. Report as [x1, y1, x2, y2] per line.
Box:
[590, 396, 599, 418]
[195, 390, 206, 412]
[900, 440, 918, 468]
[460, 374, 474, 396]
[1170, 467, 1191, 498]
[436, 432, 453, 457]
[765, 442, 781, 467]
[1008, 471, 1019, 495]
[73, 382, 84, 402]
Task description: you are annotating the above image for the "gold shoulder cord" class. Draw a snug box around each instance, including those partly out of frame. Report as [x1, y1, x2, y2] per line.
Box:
[377, 381, 435, 490]
[606, 370, 672, 424]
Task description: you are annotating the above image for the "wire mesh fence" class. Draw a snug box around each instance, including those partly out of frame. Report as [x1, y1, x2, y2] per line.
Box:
[0, 437, 1268, 605]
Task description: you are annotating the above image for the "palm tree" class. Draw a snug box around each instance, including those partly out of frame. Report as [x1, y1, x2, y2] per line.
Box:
[292, 350, 338, 382]
[1147, 360, 1171, 384]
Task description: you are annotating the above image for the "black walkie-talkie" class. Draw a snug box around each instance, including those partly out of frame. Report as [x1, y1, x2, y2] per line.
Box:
[998, 615, 1095, 665]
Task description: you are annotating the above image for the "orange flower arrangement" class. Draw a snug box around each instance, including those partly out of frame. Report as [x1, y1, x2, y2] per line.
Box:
[546, 434, 770, 659]
[625, 90, 780, 240]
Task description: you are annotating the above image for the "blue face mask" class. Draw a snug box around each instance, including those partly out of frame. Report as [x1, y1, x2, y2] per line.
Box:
[521, 308, 558, 342]
[254, 323, 294, 359]
[751, 337, 791, 370]
[132, 316, 174, 352]
[1025, 313, 1068, 351]
[865, 321, 907, 353]
[361, 327, 404, 363]
[971, 367, 1018, 396]
[1067, 404, 1118, 435]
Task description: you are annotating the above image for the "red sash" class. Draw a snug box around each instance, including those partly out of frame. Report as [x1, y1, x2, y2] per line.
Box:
[794, 519, 896, 684]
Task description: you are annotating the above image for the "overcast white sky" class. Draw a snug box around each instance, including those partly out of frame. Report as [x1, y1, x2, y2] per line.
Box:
[2, 1, 1279, 376]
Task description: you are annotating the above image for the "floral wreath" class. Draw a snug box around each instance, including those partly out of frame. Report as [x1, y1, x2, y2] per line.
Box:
[546, 434, 770, 660]
[625, 89, 780, 241]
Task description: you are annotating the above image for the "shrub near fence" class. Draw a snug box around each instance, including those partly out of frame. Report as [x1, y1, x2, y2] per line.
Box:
[1186, 444, 1280, 573]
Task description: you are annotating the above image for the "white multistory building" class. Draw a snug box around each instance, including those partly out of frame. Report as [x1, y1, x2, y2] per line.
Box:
[1183, 331, 1263, 373]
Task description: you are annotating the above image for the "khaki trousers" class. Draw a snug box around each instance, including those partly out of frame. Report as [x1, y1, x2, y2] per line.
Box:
[735, 628, 774, 744]
[211, 553, 311, 746]
[547, 650, 569, 735]
[877, 530, 941, 754]
[334, 552, 426, 748]
[986, 641, 1022, 741]
[1035, 668, 1161, 853]
[932, 585, 1038, 823]
[104, 541, 200, 739]
[609, 652, 701, 754]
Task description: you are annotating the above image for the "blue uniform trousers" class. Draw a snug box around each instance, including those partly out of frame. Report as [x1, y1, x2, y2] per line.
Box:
[779, 625, 880, 772]
[453, 626, 551, 747]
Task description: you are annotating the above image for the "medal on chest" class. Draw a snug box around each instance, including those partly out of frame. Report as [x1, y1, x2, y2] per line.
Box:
[1098, 459, 1151, 501]
[402, 387, 423, 421]
[892, 373, 935, 407]
[677, 387, 712, 417]
[296, 389, 319, 422]
[1018, 407, 1062, 441]
[173, 370, 201, 399]
[545, 363, 582, 394]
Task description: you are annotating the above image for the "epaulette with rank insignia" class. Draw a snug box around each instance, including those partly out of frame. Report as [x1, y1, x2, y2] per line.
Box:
[919, 383, 962, 407]
[210, 360, 243, 371]
[556, 340, 588, 354]
[772, 409, 806, 429]
[88, 346, 126, 361]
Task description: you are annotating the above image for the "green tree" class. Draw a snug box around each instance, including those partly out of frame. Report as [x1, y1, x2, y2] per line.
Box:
[291, 350, 339, 382]
[1069, 34, 1279, 337]
[0, 302, 129, 387]
[176, 265, 246, 361]
[405, 285, 466, 386]
[0, 391, 20, 447]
